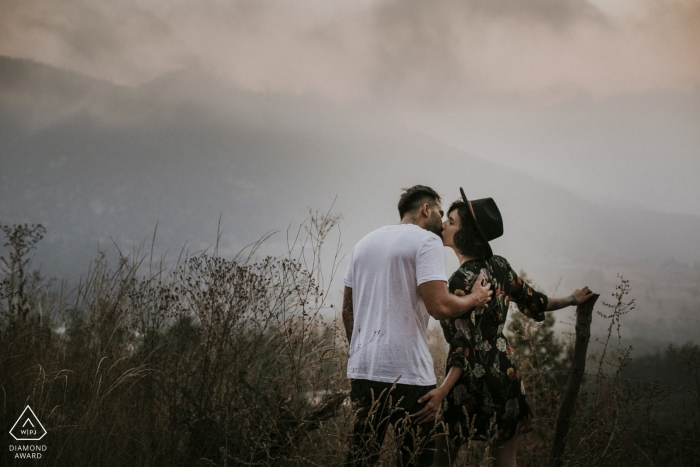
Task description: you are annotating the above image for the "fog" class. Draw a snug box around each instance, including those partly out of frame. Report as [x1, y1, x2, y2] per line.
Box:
[1, 0, 699, 350]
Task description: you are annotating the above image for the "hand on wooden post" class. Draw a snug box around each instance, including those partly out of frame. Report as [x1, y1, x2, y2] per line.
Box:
[571, 286, 595, 305]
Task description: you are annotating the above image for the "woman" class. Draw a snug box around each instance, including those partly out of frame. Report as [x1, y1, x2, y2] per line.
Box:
[426, 189, 594, 467]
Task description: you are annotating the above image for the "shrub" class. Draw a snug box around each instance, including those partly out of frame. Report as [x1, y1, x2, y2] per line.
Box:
[2, 221, 699, 466]
[1, 214, 349, 466]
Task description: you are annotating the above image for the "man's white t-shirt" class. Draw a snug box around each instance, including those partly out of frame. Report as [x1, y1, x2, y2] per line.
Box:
[343, 224, 447, 386]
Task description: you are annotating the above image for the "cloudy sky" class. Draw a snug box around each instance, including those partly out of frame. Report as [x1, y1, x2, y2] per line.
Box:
[3, 0, 699, 95]
[2, 0, 700, 346]
[1, 0, 699, 217]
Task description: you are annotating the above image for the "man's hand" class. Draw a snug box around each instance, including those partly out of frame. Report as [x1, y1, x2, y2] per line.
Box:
[420, 274, 493, 320]
[572, 286, 595, 305]
[412, 387, 446, 425]
[470, 273, 492, 308]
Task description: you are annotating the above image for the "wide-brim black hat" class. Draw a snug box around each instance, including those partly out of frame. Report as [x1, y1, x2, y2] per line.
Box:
[459, 187, 503, 259]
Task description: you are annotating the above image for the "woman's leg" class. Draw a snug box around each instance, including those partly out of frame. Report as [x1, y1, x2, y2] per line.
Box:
[492, 436, 518, 467]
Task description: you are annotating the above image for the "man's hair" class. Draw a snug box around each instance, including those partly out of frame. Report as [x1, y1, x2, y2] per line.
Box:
[397, 185, 441, 219]
[448, 200, 487, 259]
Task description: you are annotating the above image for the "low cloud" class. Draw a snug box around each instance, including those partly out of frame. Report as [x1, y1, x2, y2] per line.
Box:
[367, 0, 700, 103]
[0, 0, 699, 103]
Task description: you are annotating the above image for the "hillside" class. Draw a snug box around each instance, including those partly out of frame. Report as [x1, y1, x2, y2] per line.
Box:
[1, 55, 699, 346]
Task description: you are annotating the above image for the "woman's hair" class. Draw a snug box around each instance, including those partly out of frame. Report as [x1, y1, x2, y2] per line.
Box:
[448, 200, 487, 259]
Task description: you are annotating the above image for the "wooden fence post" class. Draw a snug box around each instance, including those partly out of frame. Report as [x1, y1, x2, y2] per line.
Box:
[549, 294, 599, 467]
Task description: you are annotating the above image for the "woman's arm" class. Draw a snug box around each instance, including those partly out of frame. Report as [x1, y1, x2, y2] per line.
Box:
[546, 286, 595, 311]
[412, 366, 464, 424]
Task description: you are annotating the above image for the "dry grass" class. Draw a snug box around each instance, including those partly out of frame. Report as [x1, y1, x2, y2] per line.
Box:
[1, 220, 699, 466]
[1, 214, 349, 466]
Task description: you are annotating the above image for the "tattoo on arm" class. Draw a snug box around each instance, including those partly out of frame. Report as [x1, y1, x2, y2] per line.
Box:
[547, 295, 578, 311]
[342, 287, 354, 343]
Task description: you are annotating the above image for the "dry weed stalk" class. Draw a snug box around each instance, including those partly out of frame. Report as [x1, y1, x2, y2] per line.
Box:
[0, 213, 349, 467]
[2, 223, 699, 466]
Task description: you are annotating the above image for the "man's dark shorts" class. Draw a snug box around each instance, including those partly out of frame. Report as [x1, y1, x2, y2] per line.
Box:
[346, 379, 437, 467]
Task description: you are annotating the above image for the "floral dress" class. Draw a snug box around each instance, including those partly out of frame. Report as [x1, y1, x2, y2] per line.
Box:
[440, 255, 548, 442]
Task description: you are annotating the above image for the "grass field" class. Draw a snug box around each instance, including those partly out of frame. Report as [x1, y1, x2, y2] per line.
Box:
[1, 220, 698, 466]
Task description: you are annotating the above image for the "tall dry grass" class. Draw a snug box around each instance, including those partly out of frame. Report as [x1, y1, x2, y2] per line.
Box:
[1, 214, 350, 466]
[1, 219, 699, 466]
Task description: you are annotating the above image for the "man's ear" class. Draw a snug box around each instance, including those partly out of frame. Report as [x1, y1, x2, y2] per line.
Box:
[420, 203, 430, 218]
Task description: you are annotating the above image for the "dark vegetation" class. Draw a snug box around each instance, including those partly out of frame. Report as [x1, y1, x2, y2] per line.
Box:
[502, 276, 700, 466]
[1, 217, 349, 466]
[1, 221, 699, 466]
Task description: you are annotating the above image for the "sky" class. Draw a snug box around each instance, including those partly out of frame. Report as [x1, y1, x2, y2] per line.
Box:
[2, 0, 699, 95]
[1, 0, 699, 216]
[1, 0, 700, 347]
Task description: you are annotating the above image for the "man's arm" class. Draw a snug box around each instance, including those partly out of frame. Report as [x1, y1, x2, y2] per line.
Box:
[419, 274, 492, 320]
[546, 286, 594, 311]
[342, 286, 354, 343]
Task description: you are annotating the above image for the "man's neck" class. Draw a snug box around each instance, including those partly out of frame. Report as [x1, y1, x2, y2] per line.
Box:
[400, 215, 421, 227]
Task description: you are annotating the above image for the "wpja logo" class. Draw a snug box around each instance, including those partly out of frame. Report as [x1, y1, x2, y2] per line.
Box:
[8, 406, 47, 460]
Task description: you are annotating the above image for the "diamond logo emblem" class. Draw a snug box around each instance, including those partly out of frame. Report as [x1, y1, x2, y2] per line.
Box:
[9, 406, 47, 441]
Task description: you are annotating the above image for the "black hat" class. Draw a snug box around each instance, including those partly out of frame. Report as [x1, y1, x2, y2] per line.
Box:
[459, 187, 503, 259]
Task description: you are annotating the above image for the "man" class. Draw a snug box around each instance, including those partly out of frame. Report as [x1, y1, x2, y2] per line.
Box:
[343, 185, 493, 467]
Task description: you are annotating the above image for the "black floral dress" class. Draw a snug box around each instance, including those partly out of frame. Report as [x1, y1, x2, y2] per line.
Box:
[440, 255, 548, 442]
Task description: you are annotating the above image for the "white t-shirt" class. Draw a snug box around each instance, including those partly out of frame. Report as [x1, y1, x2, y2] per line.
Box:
[343, 224, 447, 386]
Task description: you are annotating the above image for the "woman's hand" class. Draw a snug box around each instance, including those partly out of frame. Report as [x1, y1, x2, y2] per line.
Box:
[572, 286, 595, 305]
[412, 366, 463, 425]
[413, 387, 447, 425]
[546, 286, 596, 311]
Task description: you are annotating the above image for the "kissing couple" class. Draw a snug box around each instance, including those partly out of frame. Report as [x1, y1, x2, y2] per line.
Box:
[342, 185, 594, 467]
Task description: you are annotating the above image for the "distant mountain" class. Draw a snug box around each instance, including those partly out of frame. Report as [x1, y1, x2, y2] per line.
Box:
[1, 56, 699, 346]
